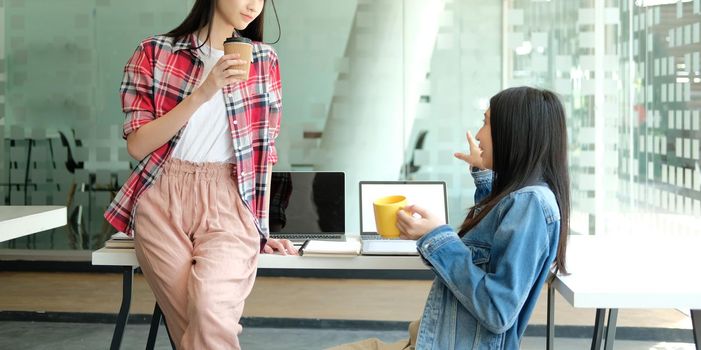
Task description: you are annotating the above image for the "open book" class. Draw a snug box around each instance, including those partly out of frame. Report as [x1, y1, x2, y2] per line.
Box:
[299, 239, 361, 257]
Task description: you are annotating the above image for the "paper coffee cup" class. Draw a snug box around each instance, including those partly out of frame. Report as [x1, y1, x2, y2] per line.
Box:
[223, 37, 253, 80]
[373, 195, 407, 238]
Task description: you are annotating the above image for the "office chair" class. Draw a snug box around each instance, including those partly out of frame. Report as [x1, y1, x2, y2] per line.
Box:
[402, 130, 428, 180]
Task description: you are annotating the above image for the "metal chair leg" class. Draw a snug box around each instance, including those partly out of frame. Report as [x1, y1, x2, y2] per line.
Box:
[546, 282, 555, 350]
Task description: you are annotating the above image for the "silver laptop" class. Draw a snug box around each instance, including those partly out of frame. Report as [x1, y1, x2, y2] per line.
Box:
[268, 171, 345, 243]
[359, 180, 448, 242]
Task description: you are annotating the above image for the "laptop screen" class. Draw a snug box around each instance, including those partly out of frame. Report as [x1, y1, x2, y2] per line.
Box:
[359, 181, 448, 234]
[269, 172, 345, 233]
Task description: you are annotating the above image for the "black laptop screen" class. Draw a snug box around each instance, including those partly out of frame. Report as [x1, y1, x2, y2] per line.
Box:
[269, 172, 345, 233]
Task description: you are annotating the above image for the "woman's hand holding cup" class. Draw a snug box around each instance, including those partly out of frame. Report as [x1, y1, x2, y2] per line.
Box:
[396, 205, 443, 241]
[194, 53, 249, 101]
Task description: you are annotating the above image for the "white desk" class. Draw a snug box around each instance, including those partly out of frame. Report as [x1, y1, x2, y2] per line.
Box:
[92, 247, 428, 270]
[92, 247, 428, 350]
[546, 235, 701, 350]
[0, 206, 67, 243]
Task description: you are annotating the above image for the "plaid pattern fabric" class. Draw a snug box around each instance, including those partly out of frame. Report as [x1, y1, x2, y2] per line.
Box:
[104, 33, 282, 241]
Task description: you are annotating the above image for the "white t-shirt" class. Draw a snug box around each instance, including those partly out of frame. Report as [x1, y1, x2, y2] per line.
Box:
[171, 44, 235, 163]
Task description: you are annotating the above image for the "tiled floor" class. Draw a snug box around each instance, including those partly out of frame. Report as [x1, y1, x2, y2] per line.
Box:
[0, 271, 696, 349]
[0, 321, 695, 350]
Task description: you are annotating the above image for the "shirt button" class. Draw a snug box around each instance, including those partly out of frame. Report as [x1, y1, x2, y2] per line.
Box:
[233, 120, 238, 125]
[423, 244, 430, 250]
[227, 93, 233, 98]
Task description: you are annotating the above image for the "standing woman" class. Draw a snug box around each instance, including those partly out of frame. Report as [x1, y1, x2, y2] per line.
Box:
[104, 0, 296, 349]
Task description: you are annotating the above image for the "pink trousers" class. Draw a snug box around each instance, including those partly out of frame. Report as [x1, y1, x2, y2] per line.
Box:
[134, 159, 260, 350]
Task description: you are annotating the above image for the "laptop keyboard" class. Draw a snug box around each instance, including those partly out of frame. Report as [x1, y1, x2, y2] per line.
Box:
[269, 233, 344, 241]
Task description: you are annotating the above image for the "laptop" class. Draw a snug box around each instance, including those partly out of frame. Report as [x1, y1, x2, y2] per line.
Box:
[359, 181, 448, 255]
[268, 171, 346, 243]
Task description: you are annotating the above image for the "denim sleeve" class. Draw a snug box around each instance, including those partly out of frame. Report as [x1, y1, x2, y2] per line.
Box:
[472, 167, 493, 203]
[417, 193, 550, 334]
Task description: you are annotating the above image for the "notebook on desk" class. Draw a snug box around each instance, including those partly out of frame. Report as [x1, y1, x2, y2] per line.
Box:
[268, 171, 346, 243]
[299, 239, 361, 257]
[358, 181, 448, 255]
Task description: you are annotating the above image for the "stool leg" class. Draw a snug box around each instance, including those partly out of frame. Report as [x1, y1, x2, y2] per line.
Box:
[163, 315, 176, 349]
[145, 303, 162, 350]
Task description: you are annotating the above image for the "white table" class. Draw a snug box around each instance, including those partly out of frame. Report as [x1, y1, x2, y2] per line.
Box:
[92, 247, 428, 350]
[0, 206, 67, 243]
[92, 248, 428, 270]
[546, 235, 701, 350]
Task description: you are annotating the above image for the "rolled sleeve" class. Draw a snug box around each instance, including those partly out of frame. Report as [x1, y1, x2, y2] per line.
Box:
[123, 110, 155, 139]
[266, 50, 282, 165]
[267, 144, 278, 165]
[471, 167, 493, 203]
[471, 167, 493, 185]
[120, 43, 156, 139]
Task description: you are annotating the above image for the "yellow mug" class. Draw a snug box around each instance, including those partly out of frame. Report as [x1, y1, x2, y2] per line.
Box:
[373, 195, 407, 238]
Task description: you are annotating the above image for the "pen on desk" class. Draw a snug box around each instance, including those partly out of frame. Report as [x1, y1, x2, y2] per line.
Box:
[299, 239, 310, 256]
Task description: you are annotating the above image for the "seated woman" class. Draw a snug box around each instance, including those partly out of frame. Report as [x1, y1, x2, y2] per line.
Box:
[330, 86, 570, 350]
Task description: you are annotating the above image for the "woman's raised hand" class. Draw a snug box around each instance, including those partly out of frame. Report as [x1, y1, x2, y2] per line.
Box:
[453, 131, 484, 170]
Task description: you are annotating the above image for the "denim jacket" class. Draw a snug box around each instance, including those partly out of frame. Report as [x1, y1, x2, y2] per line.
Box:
[415, 169, 561, 349]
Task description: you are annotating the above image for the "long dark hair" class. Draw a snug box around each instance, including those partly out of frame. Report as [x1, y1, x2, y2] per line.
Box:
[458, 87, 570, 274]
[165, 0, 265, 47]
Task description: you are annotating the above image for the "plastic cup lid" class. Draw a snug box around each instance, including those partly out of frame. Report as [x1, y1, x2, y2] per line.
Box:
[224, 37, 252, 44]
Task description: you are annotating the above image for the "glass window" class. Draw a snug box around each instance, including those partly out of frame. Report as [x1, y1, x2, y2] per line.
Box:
[505, 0, 701, 236]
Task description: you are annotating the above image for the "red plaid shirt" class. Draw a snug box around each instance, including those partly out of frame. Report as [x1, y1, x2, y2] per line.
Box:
[104, 34, 281, 241]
